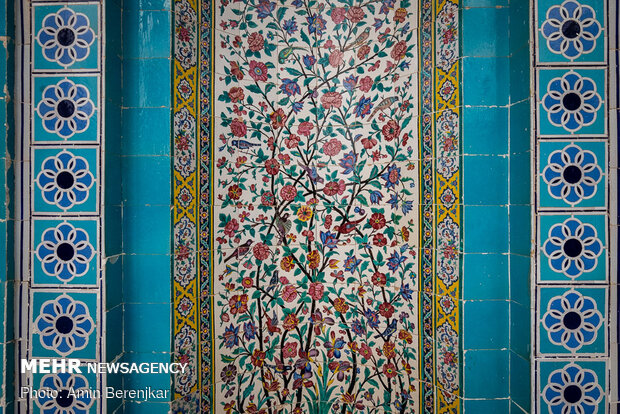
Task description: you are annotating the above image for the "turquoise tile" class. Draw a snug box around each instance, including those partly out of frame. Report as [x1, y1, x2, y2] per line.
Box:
[538, 141, 606, 209]
[124, 0, 173, 11]
[124, 304, 171, 353]
[106, 54, 123, 104]
[123, 255, 171, 304]
[105, 2, 122, 57]
[463, 57, 509, 106]
[105, 206, 123, 256]
[464, 155, 508, 205]
[464, 301, 508, 350]
[105, 256, 123, 310]
[122, 352, 172, 393]
[464, 349, 509, 398]
[509, 151, 530, 205]
[539, 214, 607, 283]
[123, 402, 171, 413]
[463, 107, 508, 155]
[105, 154, 122, 207]
[510, 352, 530, 412]
[463, 7, 508, 57]
[509, 47, 530, 103]
[463, 399, 510, 414]
[538, 287, 607, 355]
[123, 205, 171, 254]
[537, 0, 606, 64]
[509, 254, 530, 306]
[539, 360, 606, 414]
[464, 206, 508, 253]
[510, 301, 530, 359]
[537, 69, 606, 136]
[509, 205, 530, 256]
[106, 367, 124, 413]
[105, 102, 122, 154]
[123, 156, 171, 206]
[122, 108, 171, 155]
[463, 253, 509, 300]
[509, 0, 529, 52]
[123, 58, 171, 108]
[106, 305, 123, 361]
[123, 10, 171, 58]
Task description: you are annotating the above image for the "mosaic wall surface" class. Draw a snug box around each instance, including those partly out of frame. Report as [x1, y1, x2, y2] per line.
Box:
[532, 0, 617, 412]
[172, 0, 461, 412]
[15, 0, 105, 411]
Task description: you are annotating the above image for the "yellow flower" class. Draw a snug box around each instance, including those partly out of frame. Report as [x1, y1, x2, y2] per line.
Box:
[296, 205, 313, 222]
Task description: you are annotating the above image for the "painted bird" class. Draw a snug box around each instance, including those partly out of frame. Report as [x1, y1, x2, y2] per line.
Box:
[266, 270, 279, 293]
[266, 311, 281, 334]
[298, 162, 324, 184]
[269, 357, 293, 374]
[375, 319, 398, 340]
[275, 213, 292, 244]
[344, 27, 371, 51]
[223, 240, 253, 263]
[333, 215, 367, 234]
[278, 46, 305, 64]
[231, 139, 260, 149]
[369, 96, 399, 120]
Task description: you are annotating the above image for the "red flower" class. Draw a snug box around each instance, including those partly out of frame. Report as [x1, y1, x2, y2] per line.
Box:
[372, 233, 387, 247]
[280, 184, 297, 201]
[394, 8, 407, 23]
[308, 282, 324, 301]
[253, 242, 270, 261]
[247, 32, 264, 51]
[359, 343, 372, 360]
[283, 313, 299, 331]
[371, 271, 386, 286]
[224, 218, 239, 237]
[230, 61, 244, 80]
[230, 118, 247, 137]
[249, 60, 269, 82]
[297, 122, 313, 136]
[382, 120, 401, 141]
[383, 341, 396, 359]
[285, 134, 300, 148]
[323, 138, 342, 156]
[347, 6, 365, 22]
[321, 92, 343, 109]
[369, 212, 386, 229]
[281, 255, 295, 271]
[390, 40, 407, 60]
[361, 137, 377, 149]
[228, 184, 242, 200]
[378, 302, 395, 318]
[283, 341, 298, 358]
[229, 294, 248, 315]
[333, 297, 349, 313]
[329, 50, 344, 67]
[359, 76, 373, 93]
[265, 158, 280, 175]
[282, 285, 298, 302]
[261, 191, 275, 206]
[382, 362, 397, 378]
[270, 108, 287, 129]
[228, 87, 245, 103]
[251, 349, 266, 367]
[331, 7, 346, 24]
[323, 180, 345, 196]
[307, 250, 320, 269]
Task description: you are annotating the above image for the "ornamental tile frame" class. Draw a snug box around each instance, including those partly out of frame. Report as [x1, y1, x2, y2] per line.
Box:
[15, 0, 105, 411]
[532, 0, 618, 412]
[173, 0, 460, 412]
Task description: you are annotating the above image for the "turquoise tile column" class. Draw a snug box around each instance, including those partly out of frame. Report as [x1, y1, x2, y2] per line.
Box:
[120, 0, 173, 412]
[462, 1, 512, 410]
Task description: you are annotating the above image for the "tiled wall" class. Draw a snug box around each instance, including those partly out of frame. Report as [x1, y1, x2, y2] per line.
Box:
[461, 0, 531, 411]
[532, 0, 617, 412]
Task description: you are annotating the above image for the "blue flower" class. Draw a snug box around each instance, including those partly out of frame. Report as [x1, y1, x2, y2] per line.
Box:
[223, 324, 239, 348]
[37, 79, 95, 139]
[343, 75, 358, 91]
[387, 250, 406, 271]
[344, 255, 361, 273]
[401, 200, 413, 214]
[381, 164, 401, 189]
[303, 54, 316, 68]
[36, 7, 95, 68]
[542, 290, 602, 351]
[543, 363, 603, 413]
[355, 97, 373, 118]
[400, 284, 413, 300]
[35, 294, 94, 356]
[255, 0, 275, 19]
[306, 14, 327, 36]
[364, 310, 380, 328]
[542, 144, 602, 206]
[351, 319, 364, 335]
[36, 222, 95, 282]
[339, 151, 357, 174]
[292, 0, 303, 7]
[36, 150, 95, 211]
[36, 373, 94, 413]
[543, 218, 603, 279]
[280, 78, 300, 97]
[542, 71, 602, 132]
[541, 1, 601, 60]
[370, 190, 383, 204]
[320, 231, 338, 249]
[292, 102, 303, 113]
[283, 18, 298, 35]
[388, 193, 399, 210]
[244, 321, 257, 340]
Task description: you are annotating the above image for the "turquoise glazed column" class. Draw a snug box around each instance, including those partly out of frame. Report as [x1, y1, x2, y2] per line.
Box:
[15, 0, 106, 411]
[532, 0, 617, 412]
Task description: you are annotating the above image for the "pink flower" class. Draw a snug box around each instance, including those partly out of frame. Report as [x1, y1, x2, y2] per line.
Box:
[282, 285, 298, 303]
[249, 60, 269, 82]
[224, 219, 239, 238]
[390, 40, 407, 60]
[265, 158, 280, 175]
[228, 87, 245, 103]
[282, 341, 298, 358]
[297, 122, 313, 136]
[281, 184, 297, 201]
[359, 76, 373, 93]
[329, 50, 344, 67]
[247, 32, 264, 52]
[308, 282, 324, 301]
[230, 118, 247, 137]
[285, 134, 300, 148]
[331, 7, 346, 24]
[347, 6, 365, 23]
[323, 138, 342, 156]
[253, 242, 270, 261]
[321, 92, 343, 109]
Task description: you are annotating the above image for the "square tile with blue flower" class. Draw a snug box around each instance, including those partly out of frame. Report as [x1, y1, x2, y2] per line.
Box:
[31, 218, 99, 287]
[538, 213, 607, 283]
[32, 75, 99, 143]
[537, 286, 607, 356]
[32, 3, 100, 72]
[32, 147, 99, 214]
[538, 140, 606, 209]
[31, 291, 98, 360]
[31, 370, 98, 414]
[538, 359, 607, 414]
[537, 68, 606, 136]
[537, 0, 607, 65]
